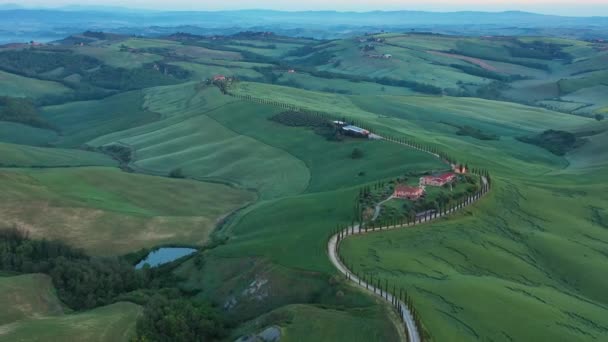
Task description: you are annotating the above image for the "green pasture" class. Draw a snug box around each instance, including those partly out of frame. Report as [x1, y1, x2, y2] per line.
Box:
[0, 70, 71, 99]
[0, 301, 141, 342]
[0, 274, 64, 325]
[233, 304, 400, 342]
[0, 167, 254, 256]
[0, 142, 116, 167]
[276, 71, 417, 95]
[42, 90, 160, 147]
[170, 61, 263, 80]
[0, 122, 58, 146]
[75, 45, 163, 69]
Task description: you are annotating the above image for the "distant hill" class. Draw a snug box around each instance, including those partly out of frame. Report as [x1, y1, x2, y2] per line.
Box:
[1, 9, 608, 43]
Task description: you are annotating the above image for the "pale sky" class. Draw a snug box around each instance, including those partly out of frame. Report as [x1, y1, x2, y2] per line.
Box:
[3, 0, 608, 16]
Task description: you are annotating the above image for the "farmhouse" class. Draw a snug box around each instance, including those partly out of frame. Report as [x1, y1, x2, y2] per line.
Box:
[393, 185, 424, 200]
[342, 125, 370, 138]
[213, 75, 227, 82]
[420, 173, 456, 187]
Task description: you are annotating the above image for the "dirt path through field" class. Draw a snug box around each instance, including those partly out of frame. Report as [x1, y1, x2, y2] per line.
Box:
[427, 50, 499, 72]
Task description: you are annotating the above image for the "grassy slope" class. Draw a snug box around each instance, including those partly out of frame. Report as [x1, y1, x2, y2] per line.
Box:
[205, 100, 445, 194]
[224, 81, 608, 340]
[0, 70, 71, 99]
[0, 301, 141, 342]
[0, 167, 254, 256]
[0, 142, 116, 167]
[0, 274, 64, 325]
[88, 84, 311, 199]
[42, 90, 160, 147]
[233, 304, 400, 342]
[0, 274, 140, 342]
[331, 90, 608, 340]
[0, 122, 58, 146]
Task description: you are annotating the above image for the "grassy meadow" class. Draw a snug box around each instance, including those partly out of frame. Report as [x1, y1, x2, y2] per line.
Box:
[0, 274, 64, 325]
[0, 167, 254, 256]
[0, 142, 116, 168]
[0, 273, 141, 342]
[0, 70, 72, 99]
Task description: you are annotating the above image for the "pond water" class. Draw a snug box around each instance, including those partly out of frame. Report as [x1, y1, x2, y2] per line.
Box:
[135, 247, 197, 269]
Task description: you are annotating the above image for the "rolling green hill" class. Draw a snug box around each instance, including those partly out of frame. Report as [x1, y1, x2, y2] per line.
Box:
[0, 274, 140, 342]
[0, 70, 72, 99]
[0, 167, 254, 256]
[0, 142, 116, 168]
[0, 274, 64, 325]
[1, 31, 608, 342]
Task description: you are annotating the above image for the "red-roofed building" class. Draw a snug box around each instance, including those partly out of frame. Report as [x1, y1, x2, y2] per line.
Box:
[213, 75, 227, 82]
[393, 185, 424, 200]
[420, 173, 456, 187]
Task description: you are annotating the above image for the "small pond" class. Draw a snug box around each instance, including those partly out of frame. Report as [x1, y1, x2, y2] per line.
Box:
[135, 247, 198, 269]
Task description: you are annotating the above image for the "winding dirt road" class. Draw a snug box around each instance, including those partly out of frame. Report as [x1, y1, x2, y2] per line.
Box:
[327, 137, 489, 342]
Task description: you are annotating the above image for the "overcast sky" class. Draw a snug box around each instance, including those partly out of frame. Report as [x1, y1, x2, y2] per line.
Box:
[2, 0, 608, 16]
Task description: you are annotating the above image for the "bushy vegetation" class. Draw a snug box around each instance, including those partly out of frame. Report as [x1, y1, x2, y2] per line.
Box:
[270, 111, 343, 141]
[99, 143, 132, 164]
[0, 96, 53, 129]
[135, 295, 227, 342]
[456, 125, 500, 141]
[0, 227, 143, 310]
[508, 40, 572, 61]
[0, 227, 227, 341]
[517, 129, 585, 155]
[449, 63, 525, 82]
[0, 49, 190, 94]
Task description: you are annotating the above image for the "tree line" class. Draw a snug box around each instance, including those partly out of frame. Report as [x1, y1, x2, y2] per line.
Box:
[0, 227, 226, 341]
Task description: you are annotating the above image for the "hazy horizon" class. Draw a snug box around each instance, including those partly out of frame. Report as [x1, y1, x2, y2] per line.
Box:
[2, 0, 608, 17]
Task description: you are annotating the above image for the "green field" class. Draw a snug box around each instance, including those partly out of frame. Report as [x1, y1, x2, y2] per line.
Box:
[0, 70, 72, 99]
[0, 122, 59, 146]
[0, 274, 140, 342]
[0, 142, 116, 167]
[0, 167, 254, 256]
[0, 274, 64, 325]
[233, 304, 401, 342]
[0, 301, 140, 342]
[42, 90, 160, 147]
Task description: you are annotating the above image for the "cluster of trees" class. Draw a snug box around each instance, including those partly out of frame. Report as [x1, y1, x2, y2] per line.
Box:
[135, 295, 227, 342]
[0, 227, 144, 310]
[0, 96, 53, 129]
[270, 111, 344, 141]
[449, 64, 527, 82]
[517, 129, 585, 156]
[99, 143, 132, 164]
[455, 125, 500, 141]
[0, 227, 227, 340]
[508, 40, 572, 61]
[0, 49, 191, 99]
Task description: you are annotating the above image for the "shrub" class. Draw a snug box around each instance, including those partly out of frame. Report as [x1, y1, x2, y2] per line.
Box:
[169, 168, 185, 179]
[351, 148, 364, 159]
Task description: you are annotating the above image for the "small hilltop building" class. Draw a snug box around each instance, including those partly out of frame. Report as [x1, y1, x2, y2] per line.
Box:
[393, 185, 425, 200]
[420, 173, 456, 187]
